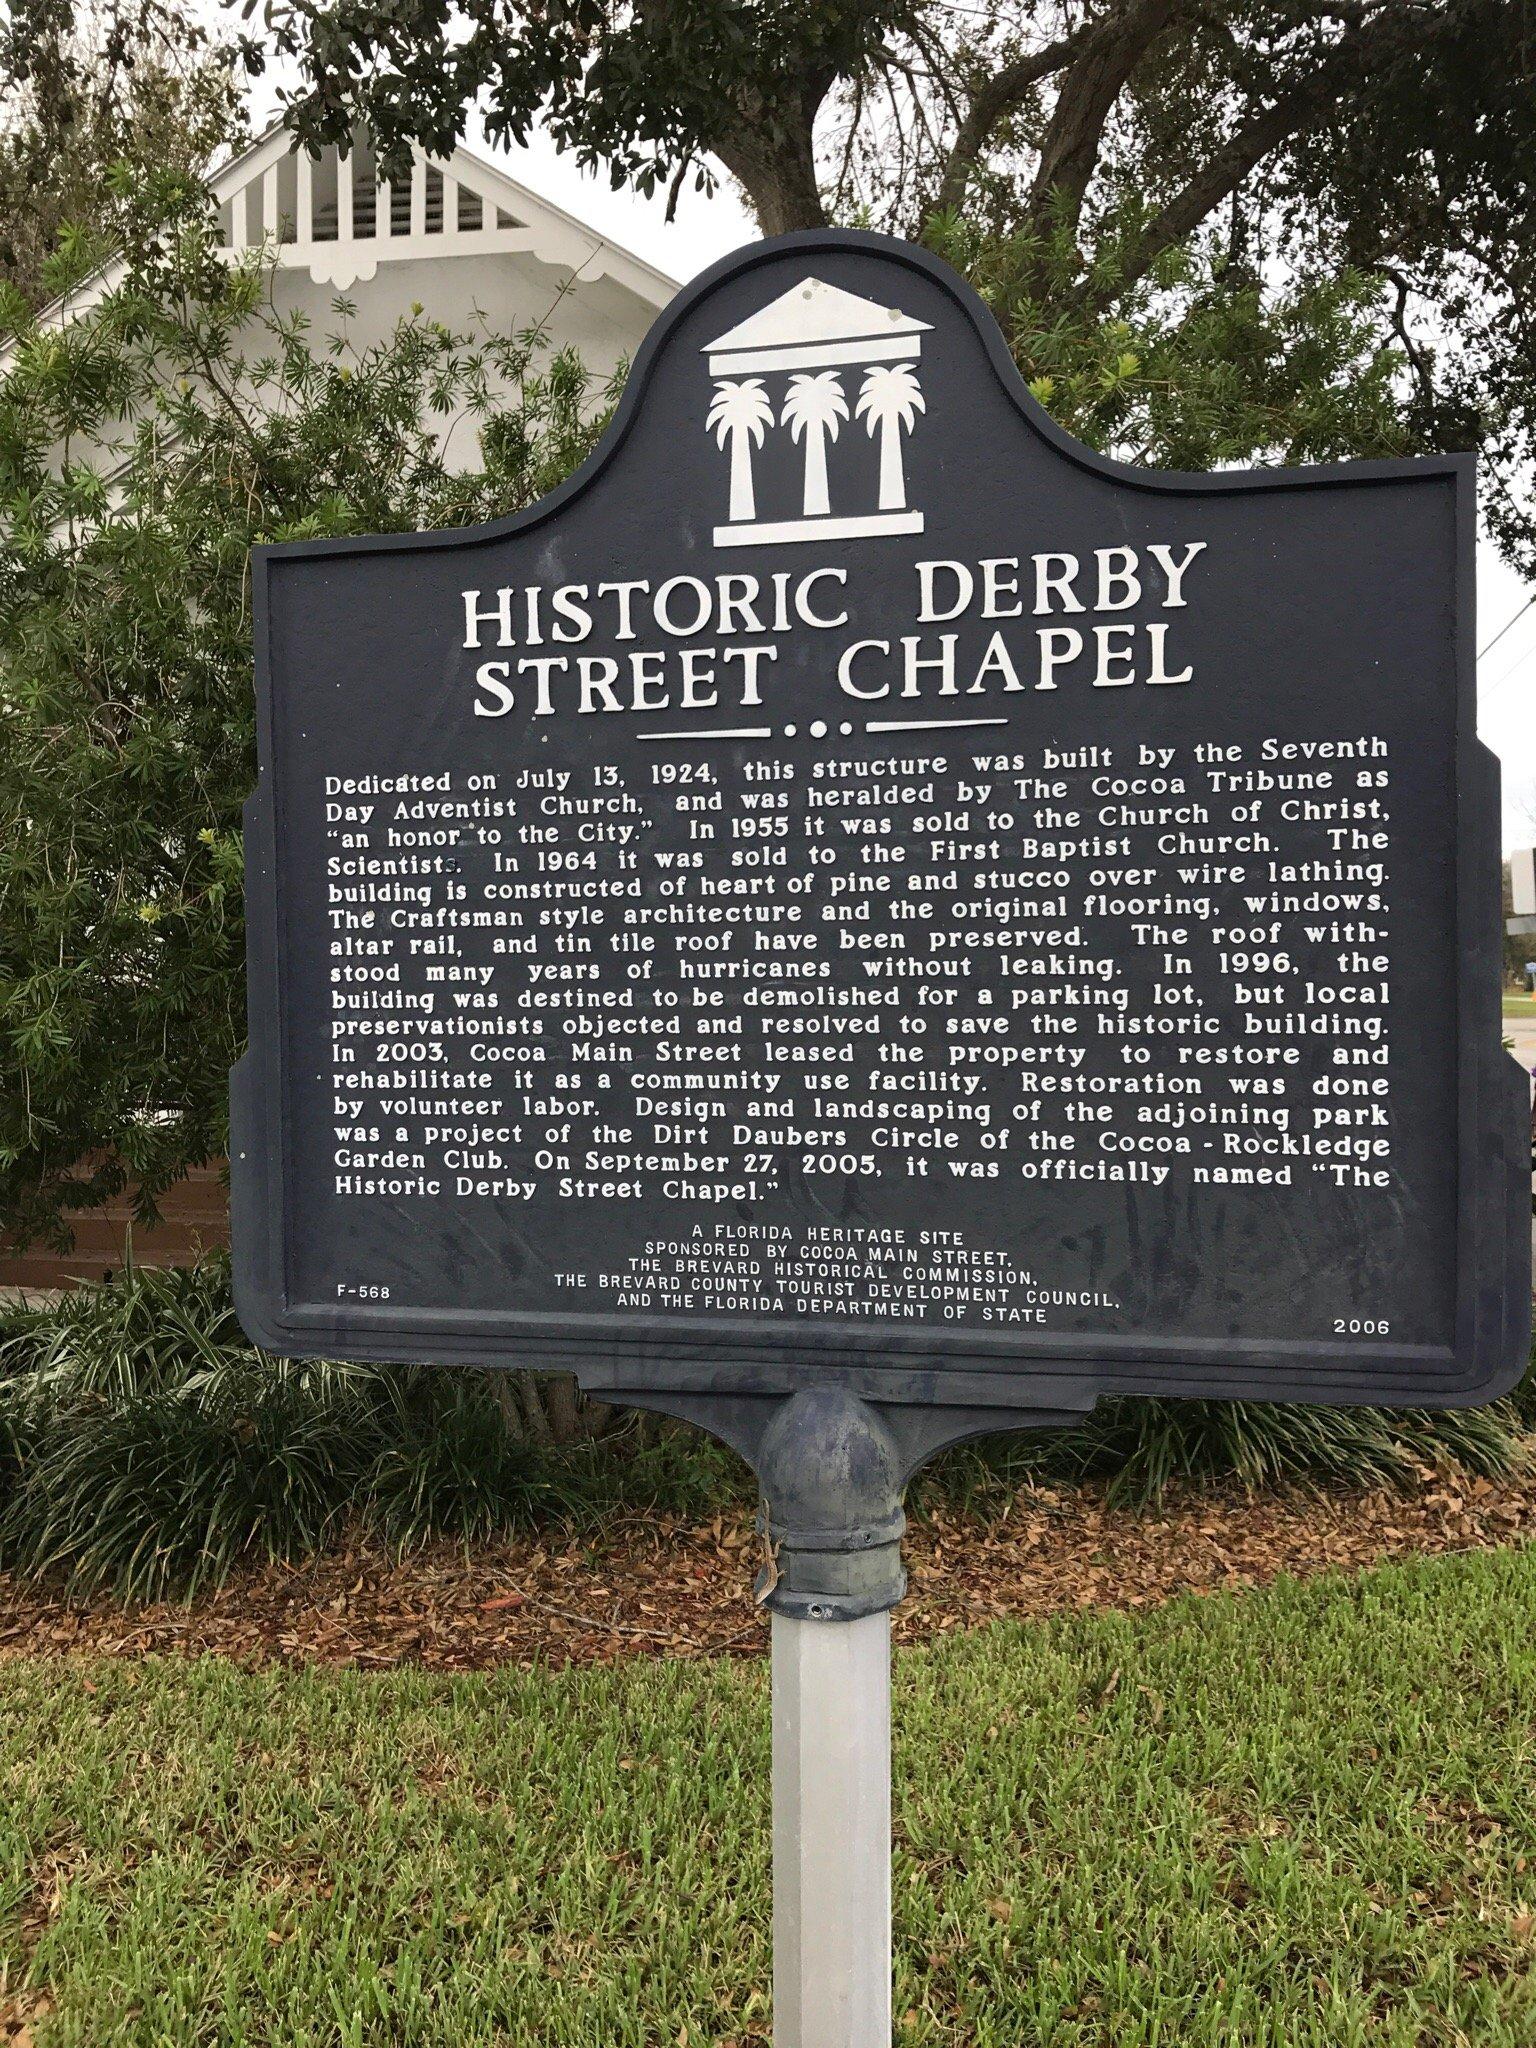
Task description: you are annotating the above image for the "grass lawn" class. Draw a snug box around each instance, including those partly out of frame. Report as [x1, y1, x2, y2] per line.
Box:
[1502, 993, 1536, 1017]
[3, 1548, 1535, 2046]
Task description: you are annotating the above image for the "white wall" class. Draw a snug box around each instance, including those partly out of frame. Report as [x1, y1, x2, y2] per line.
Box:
[266, 245, 657, 467]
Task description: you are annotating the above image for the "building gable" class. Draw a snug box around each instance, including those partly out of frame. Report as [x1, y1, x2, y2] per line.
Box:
[24, 123, 676, 337]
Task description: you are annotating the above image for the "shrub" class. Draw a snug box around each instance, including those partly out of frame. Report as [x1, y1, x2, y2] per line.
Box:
[0, 171, 623, 1248]
[0, 1258, 1527, 1597]
[0, 1257, 742, 1598]
[926, 1385, 1531, 1511]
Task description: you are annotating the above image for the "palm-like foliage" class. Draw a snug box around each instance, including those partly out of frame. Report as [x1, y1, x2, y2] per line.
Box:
[0, 1256, 747, 1597]
[780, 370, 847, 516]
[856, 362, 924, 510]
[0, 1261, 1525, 1595]
[706, 376, 774, 521]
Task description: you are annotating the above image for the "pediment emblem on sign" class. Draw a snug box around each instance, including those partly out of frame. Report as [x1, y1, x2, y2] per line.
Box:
[704, 276, 930, 548]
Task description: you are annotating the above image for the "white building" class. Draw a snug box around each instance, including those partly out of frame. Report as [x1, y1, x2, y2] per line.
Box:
[28, 121, 678, 451]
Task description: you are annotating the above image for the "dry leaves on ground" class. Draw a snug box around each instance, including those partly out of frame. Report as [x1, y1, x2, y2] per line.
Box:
[0, 1464, 1530, 1672]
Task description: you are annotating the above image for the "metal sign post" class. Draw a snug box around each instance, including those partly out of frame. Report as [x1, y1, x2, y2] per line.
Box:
[754, 1388, 905, 2048]
[745, 1386, 1072, 2046]
[772, 1610, 891, 2048]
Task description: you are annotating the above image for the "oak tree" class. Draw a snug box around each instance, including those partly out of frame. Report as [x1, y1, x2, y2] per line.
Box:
[0, 0, 245, 307]
[256, 0, 1536, 562]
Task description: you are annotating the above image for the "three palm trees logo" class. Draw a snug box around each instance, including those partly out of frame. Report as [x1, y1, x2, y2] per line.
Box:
[707, 377, 776, 523]
[703, 275, 932, 546]
[708, 363, 926, 526]
[856, 364, 925, 512]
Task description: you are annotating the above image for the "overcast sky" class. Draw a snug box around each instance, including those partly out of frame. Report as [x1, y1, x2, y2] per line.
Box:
[233, 69, 1536, 853]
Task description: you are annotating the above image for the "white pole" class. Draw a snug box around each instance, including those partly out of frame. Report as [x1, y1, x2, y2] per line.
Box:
[772, 1609, 892, 2048]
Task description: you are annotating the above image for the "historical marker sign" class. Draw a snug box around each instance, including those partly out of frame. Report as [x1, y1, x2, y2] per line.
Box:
[232, 230, 1529, 1418]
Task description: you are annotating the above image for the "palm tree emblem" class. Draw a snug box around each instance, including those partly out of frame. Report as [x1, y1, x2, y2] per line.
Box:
[707, 377, 775, 523]
[781, 371, 849, 518]
[856, 363, 925, 512]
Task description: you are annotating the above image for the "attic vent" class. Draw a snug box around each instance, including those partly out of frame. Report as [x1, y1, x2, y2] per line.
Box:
[424, 163, 446, 232]
[214, 140, 537, 266]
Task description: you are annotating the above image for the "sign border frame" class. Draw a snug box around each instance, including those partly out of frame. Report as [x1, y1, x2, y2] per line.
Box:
[231, 227, 1531, 1414]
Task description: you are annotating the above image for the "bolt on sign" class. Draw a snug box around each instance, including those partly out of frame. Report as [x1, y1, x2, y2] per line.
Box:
[233, 230, 1529, 1425]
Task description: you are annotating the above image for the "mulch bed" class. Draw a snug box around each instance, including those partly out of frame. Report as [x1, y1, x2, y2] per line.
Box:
[0, 1461, 1532, 1671]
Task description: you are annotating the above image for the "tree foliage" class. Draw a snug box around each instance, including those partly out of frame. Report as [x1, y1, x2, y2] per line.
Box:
[0, 7, 1528, 1241]
[0, 0, 245, 308]
[0, 171, 623, 1241]
[0, 158, 1413, 1244]
[925, 211, 1411, 473]
[0, 1256, 738, 1597]
[250, 0, 1536, 562]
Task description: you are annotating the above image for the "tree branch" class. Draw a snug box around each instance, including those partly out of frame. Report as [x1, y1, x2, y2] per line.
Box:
[713, 116, 829, 234]
[1094, 3, 1443, 307]
[1024, 0, 1186, 231]
[1377, 263, 1437, 417]
[1097, 76, 1344, 304]
[705, 17, 860, 231]
[932, 22, 1097, 219]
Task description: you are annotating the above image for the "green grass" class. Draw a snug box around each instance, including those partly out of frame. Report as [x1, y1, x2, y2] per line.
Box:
[1501, 993, 1536, 1016]
[3, 1545, 1535, 2044]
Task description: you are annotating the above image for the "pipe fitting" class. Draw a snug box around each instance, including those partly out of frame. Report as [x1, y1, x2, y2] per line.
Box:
[754, 1387, 908, 1621]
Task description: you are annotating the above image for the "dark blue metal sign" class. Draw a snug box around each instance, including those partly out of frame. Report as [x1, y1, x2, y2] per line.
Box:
[232, 229, 1529, 1430]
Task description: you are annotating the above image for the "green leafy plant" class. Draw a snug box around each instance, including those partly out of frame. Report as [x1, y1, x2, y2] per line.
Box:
[926, 206, 1412, 474]
[925, 1386, 1530, 1513]
[0, 168, 622, 1249]
[0, 1258, 1525, 1598]
[0, 0, 245, 311]
[0, 1255, 750, 1598]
